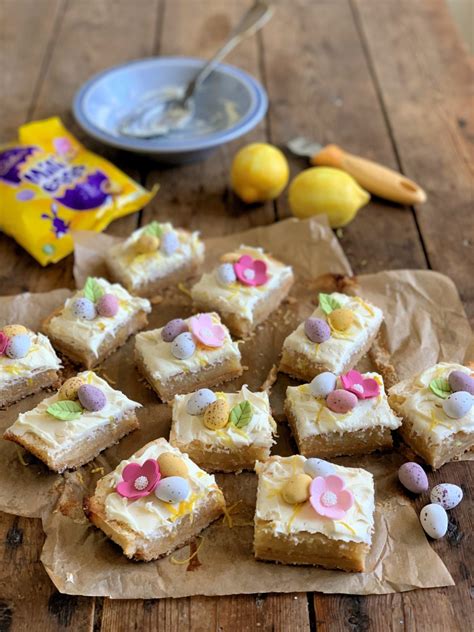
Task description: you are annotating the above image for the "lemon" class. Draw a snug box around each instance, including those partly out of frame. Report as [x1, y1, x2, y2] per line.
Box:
[288, 167, 370, 227]
[231, 143, 289, 203]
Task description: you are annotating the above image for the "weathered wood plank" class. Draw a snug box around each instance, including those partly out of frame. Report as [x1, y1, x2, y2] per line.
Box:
[100, 593, 310, 632]
[261, 0, 428, 273]
[0, 0, 64, 141]
[352, 0, 474, 321]
[0, 0, 162, 294]
[0, 514, 94, 632]
[142, 0, 275, 235]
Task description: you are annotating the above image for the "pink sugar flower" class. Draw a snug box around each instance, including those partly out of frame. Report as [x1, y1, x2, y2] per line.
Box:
[341, 370, 380, 400]
[310, 475, 354, 520]
[189, 313, 226, 348]
[116, 459, 161, 500]
[0, 332, 9, 355]
[233, 255, 268, 287]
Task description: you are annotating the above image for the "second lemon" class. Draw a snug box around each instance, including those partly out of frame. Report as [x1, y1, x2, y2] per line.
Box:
[288, 166, 370, 227]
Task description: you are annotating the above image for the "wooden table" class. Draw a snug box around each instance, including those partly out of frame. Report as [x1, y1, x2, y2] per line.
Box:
[1, 1, 472, 630]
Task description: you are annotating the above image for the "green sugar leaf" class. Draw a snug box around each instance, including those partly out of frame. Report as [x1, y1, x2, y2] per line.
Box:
[47, 400, 84, 421]
[318, 293, 342, 315]
[429, 378, 452, 399]
[229, 400, 253, 429]
[83, 277, 105, 303]
[143, 221, 163, 238]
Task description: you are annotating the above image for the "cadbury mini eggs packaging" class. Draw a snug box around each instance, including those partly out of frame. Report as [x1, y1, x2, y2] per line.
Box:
[0, 117, 157, 265]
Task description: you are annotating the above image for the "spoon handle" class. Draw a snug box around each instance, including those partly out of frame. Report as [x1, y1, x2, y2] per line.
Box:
[183, 2, 274, 102]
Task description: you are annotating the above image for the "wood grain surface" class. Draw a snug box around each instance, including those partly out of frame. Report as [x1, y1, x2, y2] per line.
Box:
[0, 1, 472, 631]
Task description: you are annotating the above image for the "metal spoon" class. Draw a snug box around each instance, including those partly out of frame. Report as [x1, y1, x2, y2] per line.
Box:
[119, 1, 273, 139]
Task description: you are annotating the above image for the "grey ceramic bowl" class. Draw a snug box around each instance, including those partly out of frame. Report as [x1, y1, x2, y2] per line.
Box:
[73, 56, 268, 163]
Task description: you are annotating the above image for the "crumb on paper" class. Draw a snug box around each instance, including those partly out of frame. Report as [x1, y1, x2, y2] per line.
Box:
[261, 364, 278, 392]
[150, 295, 163, 305]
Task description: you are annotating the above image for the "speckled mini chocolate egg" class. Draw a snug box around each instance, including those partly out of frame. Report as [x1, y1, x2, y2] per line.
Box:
[96, 293, 119, 318]
[398, 462, 428, 494]
[160, 231, 179, 256]
[303, 458, 335, 479]
[281, 474, 312, 504]
[309, 372, 337, 398]
[135, 233, 159, 254]
[71, 297, 96, 320]
[420, 503, 448, 539]
[328, 308, 354, 331]
[186, 388, 217, 415]
[170, 332, 196, 360]
[157, 452, 188, 478]
[203, 399, 229, 430]
[2, 324, 28, 337]
[58, 376, 86, 401]
[448, 370, 474, 396]
[430, 483, 463, 510]
[161, 318, 188, 342]
[77, 384, 107, 412]
[304, 317, 331, 343]
[326, 389, 358, 413]
[442, 391, 473, 419]
[5, 334, 31, 359]
[216, 263, 237, 286]
[155, 476, 190, 503]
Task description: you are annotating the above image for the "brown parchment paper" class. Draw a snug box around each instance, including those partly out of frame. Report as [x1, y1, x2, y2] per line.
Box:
[1, 217, 471, 597]
[0, 290, 72, 517]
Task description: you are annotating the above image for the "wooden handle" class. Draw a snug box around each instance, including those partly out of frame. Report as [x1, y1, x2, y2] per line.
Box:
[311, 144, 427, 205]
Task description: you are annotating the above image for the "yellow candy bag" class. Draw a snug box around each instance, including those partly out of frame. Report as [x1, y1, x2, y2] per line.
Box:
[0, 117, 157, 265]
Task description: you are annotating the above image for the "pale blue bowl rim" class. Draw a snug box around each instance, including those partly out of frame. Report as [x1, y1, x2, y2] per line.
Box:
[73, 56, 268, 154]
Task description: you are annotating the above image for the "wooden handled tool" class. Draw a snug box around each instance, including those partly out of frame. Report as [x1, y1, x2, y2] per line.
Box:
[287, 138, 427, 205]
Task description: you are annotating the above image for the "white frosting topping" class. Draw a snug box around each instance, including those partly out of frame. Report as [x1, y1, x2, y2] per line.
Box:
[104, 439, 220, 537]
[286, 373, 400, 439]
[7, 371, 140, 449]
[191, 245, 293, 324]
[282, 293, 383, 374]
[134, 312, 241, 381]
[389, 362, 474, 442]
[255, 455, 374, 544]
[108, 223, 204, 289]
[46, 278, 151, 357]
[171, 385, 277, 449]
[0, 331, 61, 385]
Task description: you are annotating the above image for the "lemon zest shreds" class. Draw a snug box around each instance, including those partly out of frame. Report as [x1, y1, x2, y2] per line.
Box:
[90, 467, 105, 475]
[177, 283, 192, 298]
[170, 536, 204, 565]
[287, 503, 303, 533]
[354, 296, 375, 316]
[222, 500, 243, 528]
[16, 448, 28, 466]
[338, 521, 357, 535]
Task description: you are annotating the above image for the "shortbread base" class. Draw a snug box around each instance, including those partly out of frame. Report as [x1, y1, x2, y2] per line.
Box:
[285, 400, 393, 458]
[43, 310, 149, 369]
[169, 436, 271, 473]
[254, 520, 369, 572]
[0, 369, 60, 408]
[135, 346, 243, 403]
[192, 273, 294, 339]
[3, 411, 139, 473]
[279, 330, 378, 382]
[107, 255, 204, 298]
[398, 419, 474, 469]
[86, 480, 225, 561]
